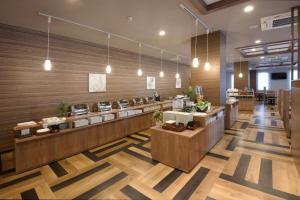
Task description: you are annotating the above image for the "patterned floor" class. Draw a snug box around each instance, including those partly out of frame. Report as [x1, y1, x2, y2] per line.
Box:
[0, 104, 299, 199]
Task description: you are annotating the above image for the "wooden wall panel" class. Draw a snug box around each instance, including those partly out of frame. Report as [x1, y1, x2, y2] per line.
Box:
[0, 24, 191, 150]
[291, 80, 300, 176]
[250, 70, 257, 91]
[234, 61, 249, 90]
[190, 31, 226, 106]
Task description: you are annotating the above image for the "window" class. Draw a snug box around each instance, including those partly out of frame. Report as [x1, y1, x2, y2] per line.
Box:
[257, 72, 269, 90]
[293, 70, 298, 80]
[231, 73, 234, 89]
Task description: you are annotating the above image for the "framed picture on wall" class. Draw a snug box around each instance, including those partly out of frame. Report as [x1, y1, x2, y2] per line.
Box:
[89, 73, 106, 92]
[176, 78, 181, 88]
[147, 76, 156, 90]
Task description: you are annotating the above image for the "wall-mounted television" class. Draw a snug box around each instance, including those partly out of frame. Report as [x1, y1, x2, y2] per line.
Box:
[271, 72, 287, 80]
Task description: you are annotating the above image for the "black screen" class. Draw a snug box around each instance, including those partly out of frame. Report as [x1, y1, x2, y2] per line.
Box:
[271, 73, 287, 80]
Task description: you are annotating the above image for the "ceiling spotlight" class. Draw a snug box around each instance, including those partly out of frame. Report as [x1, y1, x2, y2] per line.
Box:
[255, 40, 261, 44]
[251, 48, 256, 52]
[159, 30, 166, 36]
[260, 56, 265, 59]
[244, 5, 254, 13]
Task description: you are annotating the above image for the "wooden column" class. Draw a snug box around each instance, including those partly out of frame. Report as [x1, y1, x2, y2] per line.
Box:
[298, 7, 300, 79]
[234, 61, 249, 90]
[191, 31, 227, 106]
[250, 70, 257, 91]
[291, 7, 295, 81]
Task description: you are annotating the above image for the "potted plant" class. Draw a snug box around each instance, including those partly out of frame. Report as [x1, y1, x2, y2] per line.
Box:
[153, 111, 163, 126]
[58, 100, 68, 117]
[195, 101, 210, 112]
[186, 86, 196, 101]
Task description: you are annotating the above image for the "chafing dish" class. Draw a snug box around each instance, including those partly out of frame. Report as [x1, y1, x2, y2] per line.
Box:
[143, 96, 155, 104]
[70, 104, 90, 116]
[94, 101, 112, 112]
[112, 99, 129, 110]
[131, 97, 144, 106]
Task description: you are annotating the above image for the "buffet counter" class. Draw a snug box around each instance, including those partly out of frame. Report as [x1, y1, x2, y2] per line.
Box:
[150, 107, 225, 172]
[14, 100, 172, 173]
[225, 99, 239, 129]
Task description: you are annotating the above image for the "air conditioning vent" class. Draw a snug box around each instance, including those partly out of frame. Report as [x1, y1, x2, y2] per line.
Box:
[261, 11, 298, 31]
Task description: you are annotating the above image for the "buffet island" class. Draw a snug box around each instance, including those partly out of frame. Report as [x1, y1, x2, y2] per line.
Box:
[14, 99, 172, 172]
[150, 106, 225, 172]
[226, 89, 254, 112]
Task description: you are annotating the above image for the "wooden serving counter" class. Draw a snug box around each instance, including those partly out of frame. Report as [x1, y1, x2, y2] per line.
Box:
[225, 100, 239, 129]
[14, 101, 172, 173]
[150, 107, 224, 172]
[234, 95, 254, 112]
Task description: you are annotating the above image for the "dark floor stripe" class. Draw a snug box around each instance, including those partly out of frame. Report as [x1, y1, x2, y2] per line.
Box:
[123, 149, 158, 165]
[82, 151, 101, 162]
[220, 173, 300, 200]
[206, 152, 229, 160]
[153, 169, 182, 192]
[259, 159, 273, 187]
[226, 137, 239, 151]
[51, 162, 111, 192]
[133, 144, 151, 153]
[49, 161, 68, 177]
[240, 122, 249, 129]
[248, 125, 285, 131]
[97, 144, 134, 160]
[271, 120, 277, 127]
[242, 139, 290, 149]
[256, 131, 264, 143]
[233, 154, 251, 179]
[0, 171, 41, 189]
[92, 140, 127, 155]
[127, 135, 146, 143]
[237, 145, 291, 157]
[121, 185, 151, 200]
[206, 197, 216, 200]
[73, 172, 127, 200]
[21, 188, 39, 200]
[134, 132, 151, 139]
[173, 167, 210, 200]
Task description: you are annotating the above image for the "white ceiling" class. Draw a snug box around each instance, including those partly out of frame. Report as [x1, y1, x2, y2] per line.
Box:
[203, 0, 221, 5]
[0, 0, 298, 66]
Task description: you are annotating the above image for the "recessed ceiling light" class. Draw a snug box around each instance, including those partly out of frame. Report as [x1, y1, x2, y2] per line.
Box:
[255, 40, 261, 44]
[159, 30, 166, 36]
[260, 56, 265, 59]
[251, 48, 256, 52]
[244, 5, 254, 13]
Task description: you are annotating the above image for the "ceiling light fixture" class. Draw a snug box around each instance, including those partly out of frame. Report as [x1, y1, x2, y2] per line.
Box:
[251, 48, 256, 52]
[44, 17, 52, 71]
[192, 20, 199, 68]
[176, 56, 180, 79]
[244, 5, 254, 13]
[137, 43, 143, 76]
[106, 33, 112, 74]
[204, 29, 211, 71]
[238, 57, 243, 78]
[159, 50, 164, 78]
[260, 56, 265, 59]
[159, 30, 166, 36]
[255, 40, 261, 44]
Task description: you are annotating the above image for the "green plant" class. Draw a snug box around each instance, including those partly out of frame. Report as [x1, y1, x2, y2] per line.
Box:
[186, 86, 196, 101]
[58, 101, 68, 117]
[195, 101, 209, 112]
[153, 111, 163, 123]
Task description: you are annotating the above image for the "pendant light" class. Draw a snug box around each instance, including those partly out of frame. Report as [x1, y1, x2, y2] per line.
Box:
[159, 50, 164, 78]
[238, 57, 243, 78]
[175, 56, 180, 79]
[44, 17, 52, 71]
[137, 43, 143, 76]
[106, 33, 112, 74]
[192, 20, 199, 68]
[204, 29, 211, 71]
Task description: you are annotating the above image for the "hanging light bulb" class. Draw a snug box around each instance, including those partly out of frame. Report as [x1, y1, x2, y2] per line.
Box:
[44, 17, 52, 71]
[192, 20, 199, 68]
[159, 50, 164, 78]
[238, 57, 243, 78]
[176, 56, 180, 78]
[204, 29, 211, 71]
[106, 33, 112, 74]
[137, 43, 143, 76]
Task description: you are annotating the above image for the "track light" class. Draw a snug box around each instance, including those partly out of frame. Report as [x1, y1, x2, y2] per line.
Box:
[44, 17, 52, 71]
[192, 20, 199, 68]
[106, 33, 112, 74]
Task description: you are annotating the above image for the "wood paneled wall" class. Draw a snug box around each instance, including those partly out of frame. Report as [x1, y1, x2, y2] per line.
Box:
[291, 80, 300, 176]
[234, 61, 249, 90]
[0, 24, 190, 151]
[250, 70, 257, 91]
[191, 31, 227, 106]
